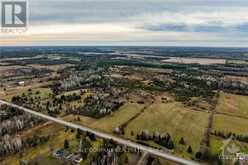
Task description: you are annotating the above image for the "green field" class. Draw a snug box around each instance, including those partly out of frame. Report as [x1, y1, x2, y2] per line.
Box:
[125, 102, 209, 153]
[216, 92, 248, 118]
[226, 59, 248, 65]
[91, 103, 145, 132]
[70, 103, 145, 133]
[209, 136, 225, 156]
[213, 114, 248, 135]
[4, 87, 52, 102]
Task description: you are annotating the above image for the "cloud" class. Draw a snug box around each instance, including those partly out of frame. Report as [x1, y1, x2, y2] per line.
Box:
[1, 0, 248, 46]
[138, 8, 248, 36]
[145, 24, 188, 32]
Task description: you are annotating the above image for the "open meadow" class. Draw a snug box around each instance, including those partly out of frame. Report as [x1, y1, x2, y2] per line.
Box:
[124, 102, 210, 153]
[213, 114, 248, 135]
[216, 92, 248, 118]
[67, 103, 146, 133]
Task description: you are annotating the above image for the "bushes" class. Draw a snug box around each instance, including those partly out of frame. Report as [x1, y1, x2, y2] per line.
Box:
[25, 135, 50, 147]
[60, 93, 81, 102]
[136, 130, 175, 150]
[212, 130, 248, 143]
[0, 105, 23, 121]
[195, 152, 202, 159]
[64, 139, 69, 149]
[0, 135, 50, 157]
[80, 94, 124, 118]
[179, 137, 186, 145]
[187, 146, 193, 153]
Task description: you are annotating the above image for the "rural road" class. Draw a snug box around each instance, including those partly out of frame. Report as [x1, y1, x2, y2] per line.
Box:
[0, 99, 199, 165]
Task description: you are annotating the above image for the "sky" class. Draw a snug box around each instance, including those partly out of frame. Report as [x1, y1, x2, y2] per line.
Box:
[1, 0, 248, 47]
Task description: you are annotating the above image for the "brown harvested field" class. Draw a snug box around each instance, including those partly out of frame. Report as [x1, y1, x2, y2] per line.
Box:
[213, 114, 248, 135]
[223, 75, 248, 84]
[28, 64, 73, 71]
[216, 92, 248, 118]
[0, 65, 27, 76]
[162, 57, 226, 65]
[110, 73, 144, 81]
[0, 56, 44, 62]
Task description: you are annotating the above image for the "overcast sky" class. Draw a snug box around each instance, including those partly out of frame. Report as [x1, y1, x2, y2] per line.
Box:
[1, 0, 248, 47]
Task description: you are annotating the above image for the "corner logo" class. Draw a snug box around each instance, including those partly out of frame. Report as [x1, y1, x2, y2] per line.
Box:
[1, 1, 27, 27]
[226, 143, 240, 154]
[221, 138, 240, 156]
[218, 137, 248, 164]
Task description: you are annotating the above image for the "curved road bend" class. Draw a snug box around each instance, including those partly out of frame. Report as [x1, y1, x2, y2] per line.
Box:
[0, 100, 199, 165]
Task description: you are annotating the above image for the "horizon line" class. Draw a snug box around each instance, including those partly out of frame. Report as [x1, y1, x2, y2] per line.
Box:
[1, 45, 248, 49]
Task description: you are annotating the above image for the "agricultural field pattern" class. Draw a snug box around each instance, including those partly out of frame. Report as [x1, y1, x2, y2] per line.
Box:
[0, 46, 248, 165]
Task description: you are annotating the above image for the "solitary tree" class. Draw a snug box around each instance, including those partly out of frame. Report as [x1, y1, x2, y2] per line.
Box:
[64, 126, 69, 132]
[64, 139, 69, 149]
[179, 137, 185, 145]
[187, 146, 193, 153]
[195, 151, 202, 159]
[76, 129, 82, 139]
[167, 139, 174, 149]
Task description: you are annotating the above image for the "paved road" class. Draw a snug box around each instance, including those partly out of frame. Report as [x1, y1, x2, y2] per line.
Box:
[0, 100, 199, 165]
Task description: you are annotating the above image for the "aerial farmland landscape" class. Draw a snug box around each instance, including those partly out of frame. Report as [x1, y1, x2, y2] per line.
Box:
[1, 0, 248, 164]
[0, 46, 248, 165]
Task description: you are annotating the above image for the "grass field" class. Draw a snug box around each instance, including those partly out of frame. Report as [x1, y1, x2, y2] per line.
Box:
[226, 59, 248, 65]
[31, 88, 53, 100]
[125, 102, 209, 153]
[216, 92, 248, 118]
[3, 87, 52, 102]
[209, 136, 225, 156]
[3, 88, 29, 102]
[65, 114, 96, 127]
[213, 114, 248, 135]
[68, 103, 146, 133]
